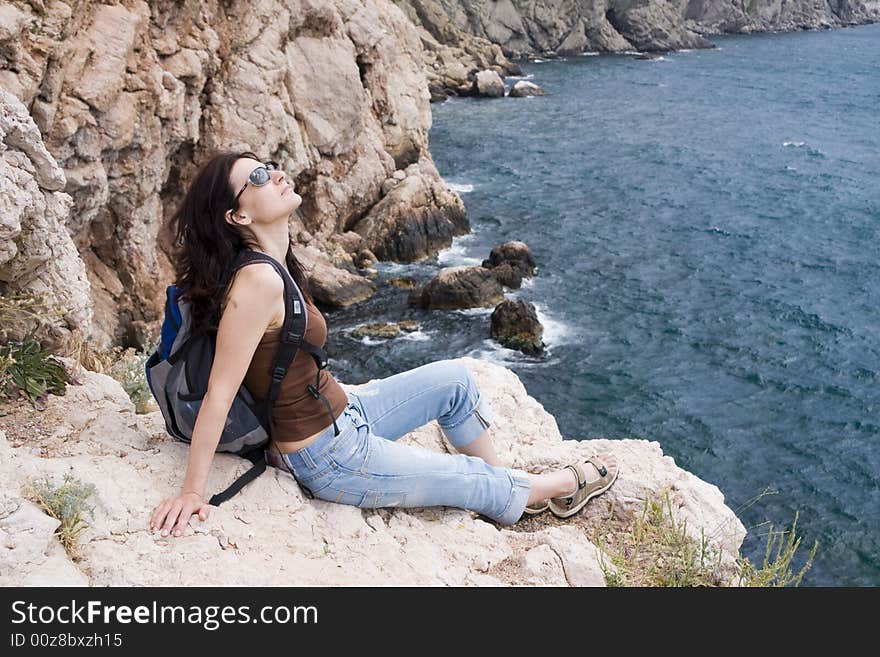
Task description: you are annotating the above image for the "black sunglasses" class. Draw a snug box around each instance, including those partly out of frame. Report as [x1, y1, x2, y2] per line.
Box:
[231, 161, 280, 209]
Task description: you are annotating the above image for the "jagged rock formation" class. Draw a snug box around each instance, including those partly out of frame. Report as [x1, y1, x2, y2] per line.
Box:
[395, 0, 879, 60]
[0, 0, 468, 351]
[0, 89, 92, 349]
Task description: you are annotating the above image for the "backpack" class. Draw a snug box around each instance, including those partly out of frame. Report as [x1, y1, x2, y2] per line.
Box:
[144, 249, 342, 506]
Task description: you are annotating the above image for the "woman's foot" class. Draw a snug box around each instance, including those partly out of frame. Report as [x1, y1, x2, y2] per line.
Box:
[549, 453, 619, 519]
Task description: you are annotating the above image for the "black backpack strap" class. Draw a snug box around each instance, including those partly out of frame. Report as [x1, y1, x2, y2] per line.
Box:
[209, 249, 336, 504]
[208, 447, 267, 506]
[206, 251, 306, 504]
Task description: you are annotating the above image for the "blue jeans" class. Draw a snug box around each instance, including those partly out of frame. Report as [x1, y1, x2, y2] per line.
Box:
[281, 359, 532, 526]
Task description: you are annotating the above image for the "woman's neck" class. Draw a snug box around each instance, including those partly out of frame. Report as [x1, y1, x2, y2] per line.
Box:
[246, 219, 290, 265]
[249, 244, 287, 265]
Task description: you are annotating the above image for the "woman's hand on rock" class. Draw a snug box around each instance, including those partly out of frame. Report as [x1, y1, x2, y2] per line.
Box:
[149, 491, 210, 537]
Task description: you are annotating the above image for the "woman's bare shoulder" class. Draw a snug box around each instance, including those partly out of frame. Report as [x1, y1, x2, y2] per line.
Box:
[221, 263, 284, 316]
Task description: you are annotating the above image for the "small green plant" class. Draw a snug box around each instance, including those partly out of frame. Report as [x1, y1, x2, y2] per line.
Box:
[107, 347, 155, 413]
[21, 473, 97, 561]
[594, 487, 818, 587]
[594, 490, 727, 587]
[0, 337, 74, 409]
[736, 511, 818, 586]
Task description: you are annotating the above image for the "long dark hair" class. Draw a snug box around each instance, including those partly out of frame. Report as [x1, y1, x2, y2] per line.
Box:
[167, 149, 314, 337]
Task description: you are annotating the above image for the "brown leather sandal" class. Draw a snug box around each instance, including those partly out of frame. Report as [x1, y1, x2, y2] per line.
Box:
[548, 454, 619, 519]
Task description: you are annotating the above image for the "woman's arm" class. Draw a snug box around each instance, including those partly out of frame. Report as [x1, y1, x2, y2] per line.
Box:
[149, 262, 284, 537]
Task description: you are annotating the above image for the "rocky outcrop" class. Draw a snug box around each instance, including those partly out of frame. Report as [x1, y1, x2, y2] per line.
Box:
[407, 242, 536, 309]
[394, 0, 712, 63]
[394, 0, 879, 63]
[0, 90, 92, 350]
[392, 0, 524, 100]
[0, 356, 747, 586]
[292, 244, 376, 307]
[351, 157, 470, 262]
[351, 320, 419, 338]
[682, 0, 879, 36]
[410, 264, 504, 309]
[482, 240, 536, 290]
[0, 0, 470, 351]
[491, 299, 545, 356]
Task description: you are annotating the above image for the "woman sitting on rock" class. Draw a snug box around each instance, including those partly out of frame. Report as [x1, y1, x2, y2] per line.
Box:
[148, 150, 619, 538]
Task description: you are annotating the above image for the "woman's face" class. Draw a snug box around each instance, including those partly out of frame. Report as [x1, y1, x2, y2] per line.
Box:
[226, 157, 302, 225]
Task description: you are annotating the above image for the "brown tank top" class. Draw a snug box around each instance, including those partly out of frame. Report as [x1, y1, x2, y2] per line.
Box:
[243, 296, 348, 442]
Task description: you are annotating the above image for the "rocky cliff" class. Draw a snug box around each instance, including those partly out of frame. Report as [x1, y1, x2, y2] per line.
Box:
[1, 0, 467, 352]
[394, 0, 880, 58]
[0, 357, 747, 586]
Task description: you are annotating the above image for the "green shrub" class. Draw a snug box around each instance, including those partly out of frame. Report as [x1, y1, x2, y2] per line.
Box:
[594, 488, 818, 587]
[736, 511, 818, 586]
[0, 337, 75, 409]
[594, 491, 727, 586]
[21, 473, 97, 560]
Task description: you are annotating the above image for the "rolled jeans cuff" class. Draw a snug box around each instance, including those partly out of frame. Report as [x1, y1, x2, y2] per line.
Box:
[497, 468, 532, 526]
[441, 394, 497, 448]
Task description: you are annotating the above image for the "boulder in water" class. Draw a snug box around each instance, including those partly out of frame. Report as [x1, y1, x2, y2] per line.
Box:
[472, 69, 506, 97]
[491, 299, 545, 356]
[508, 81, 547, 97]
[482, 241, 537, 289]
[410, 266, 504, 309]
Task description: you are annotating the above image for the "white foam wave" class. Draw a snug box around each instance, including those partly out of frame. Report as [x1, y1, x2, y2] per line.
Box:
[437, 235, 482, 266]
[374, 261, 420, 275]
[530, 301, 575, 345]
[783, 141, 806, 147]
[452, 306, 494, 317]
[465, 341, 529, 364]
[580, 51, 600, 56]
[447, 182, 475, 193]
[464, 339, 562, 369]
[400, 329, 432, 342]
[351, 326, 432, 344]
[356, 335, 388, 346]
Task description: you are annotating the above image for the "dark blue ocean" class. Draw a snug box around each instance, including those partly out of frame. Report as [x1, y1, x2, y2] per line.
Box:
[324, 23, 880, 586]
